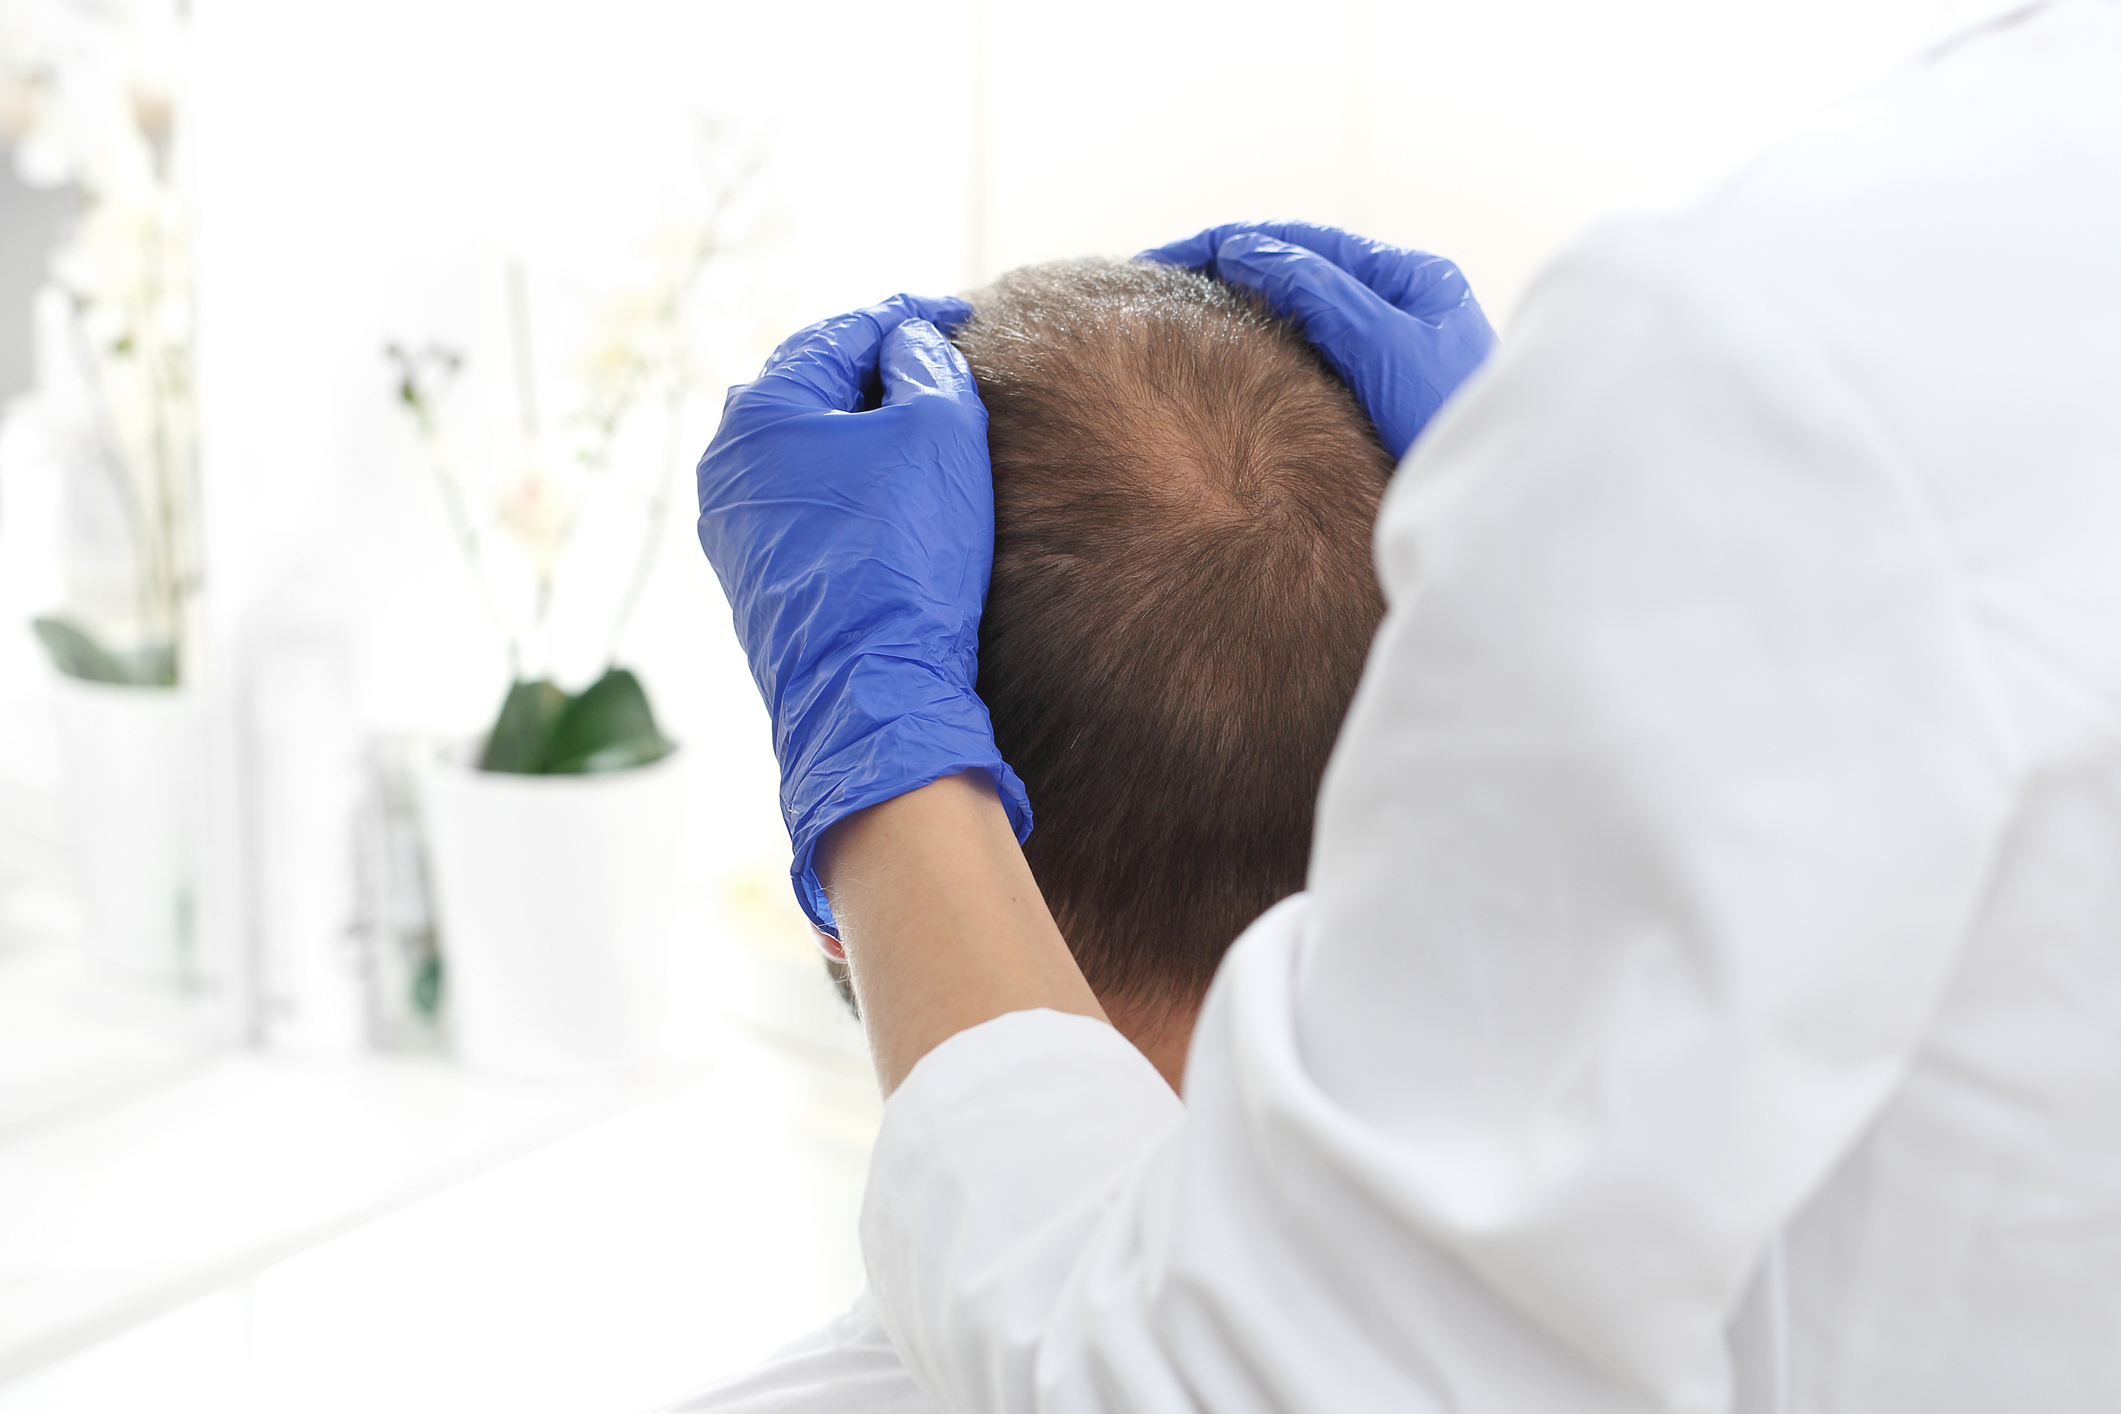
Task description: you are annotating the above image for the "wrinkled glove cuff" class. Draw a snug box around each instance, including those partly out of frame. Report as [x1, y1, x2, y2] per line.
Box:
[783, 684, 1031, 937]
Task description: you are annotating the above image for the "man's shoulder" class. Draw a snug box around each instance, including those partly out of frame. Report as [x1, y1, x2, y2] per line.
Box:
[658, 1291, 936, 1414]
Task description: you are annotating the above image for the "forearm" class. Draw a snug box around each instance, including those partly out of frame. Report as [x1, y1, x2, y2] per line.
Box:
[819, 771, 1106, 1094]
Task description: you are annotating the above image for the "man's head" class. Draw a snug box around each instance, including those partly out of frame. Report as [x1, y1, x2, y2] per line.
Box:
[950, 257, 1392, 1033]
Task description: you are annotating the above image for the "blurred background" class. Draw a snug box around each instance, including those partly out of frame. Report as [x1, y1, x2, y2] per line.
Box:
[0, 1, 1995, 1409]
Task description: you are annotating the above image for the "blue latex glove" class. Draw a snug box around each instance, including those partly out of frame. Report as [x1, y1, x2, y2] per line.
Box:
[696, 294, 1029, 935]
[1140, 221, 1496, 461]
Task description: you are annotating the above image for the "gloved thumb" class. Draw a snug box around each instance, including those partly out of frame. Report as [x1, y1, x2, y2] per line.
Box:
[880, 318, 980, 407]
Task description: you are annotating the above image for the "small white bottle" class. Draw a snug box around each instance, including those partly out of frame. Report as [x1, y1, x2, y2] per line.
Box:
[244, 590, 369, 1058]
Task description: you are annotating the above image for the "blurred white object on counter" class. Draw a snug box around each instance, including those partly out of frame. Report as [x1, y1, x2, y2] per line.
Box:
[245, 616, 367, 1058]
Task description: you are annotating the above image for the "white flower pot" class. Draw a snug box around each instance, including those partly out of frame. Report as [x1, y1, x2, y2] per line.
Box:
[48, 675, 200, 978]
[418, 745, 685, 1078]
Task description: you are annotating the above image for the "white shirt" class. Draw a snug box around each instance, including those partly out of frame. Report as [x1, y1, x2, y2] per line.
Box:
[660, 1289, 936, 1414]
[858, 5, 2121, 1412]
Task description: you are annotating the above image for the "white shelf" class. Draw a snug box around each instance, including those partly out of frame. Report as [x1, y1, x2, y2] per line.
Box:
[0, 867, 880, 1410]
[0, 1026, 881, 1413]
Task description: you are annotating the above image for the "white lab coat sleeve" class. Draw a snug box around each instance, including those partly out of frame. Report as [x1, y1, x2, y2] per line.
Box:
[861, 215, 2022, 1414]
[662, 1287, 940, 1414]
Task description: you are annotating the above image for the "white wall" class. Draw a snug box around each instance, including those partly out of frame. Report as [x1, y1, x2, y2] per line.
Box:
[969, 0, 1949, 315]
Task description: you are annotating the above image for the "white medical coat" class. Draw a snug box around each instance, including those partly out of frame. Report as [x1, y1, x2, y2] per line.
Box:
[665, 1289, 936, 1414]
[858, 5, 2121, 1411]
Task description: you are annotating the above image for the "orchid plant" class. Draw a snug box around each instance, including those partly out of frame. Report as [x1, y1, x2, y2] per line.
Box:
[388, 135, 761, 774]
[1, 0, 196, 686]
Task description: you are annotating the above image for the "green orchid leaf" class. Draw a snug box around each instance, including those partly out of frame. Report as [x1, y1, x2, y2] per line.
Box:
[479, 678, 570, 773]
[33, 616, 178, 686]
[542, 667, 675, 776]
[34, 617, 125, 682]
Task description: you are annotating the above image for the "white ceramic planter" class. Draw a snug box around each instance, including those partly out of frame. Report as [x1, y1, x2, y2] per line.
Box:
[49, 675, 201, 978]
[418, 745, 685, 1078]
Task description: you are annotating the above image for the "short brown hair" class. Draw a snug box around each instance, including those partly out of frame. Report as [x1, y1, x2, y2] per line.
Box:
[950, 257, 1391, 1014]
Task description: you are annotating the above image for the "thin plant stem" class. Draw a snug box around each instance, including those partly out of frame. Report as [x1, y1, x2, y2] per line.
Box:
[506, 260, 541, 440]
[391, 342, 524, 677]
[601, 388, 683, 668]
[423, 435, 522, 680]
[61, 301, 157, 645]
[391, 130, 765, 687]
[588, 152, 767, 669]
[140, 210, 192, 662]
[505, 264, 563, 678]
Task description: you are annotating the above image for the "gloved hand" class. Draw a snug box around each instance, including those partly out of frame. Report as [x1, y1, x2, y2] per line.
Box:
[1140, 221, 1495, 461]
[696, 294, 1030, 936]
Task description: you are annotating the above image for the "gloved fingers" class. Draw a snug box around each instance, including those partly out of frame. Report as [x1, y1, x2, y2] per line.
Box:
[880, 318, 981, 406]
[764, 293, 974, 371]
[1141, 221, 1473, 322]
[1139, 219, 1357, 273]
[1356, 247, 1481, 324]
[755, 293, 976, 412]
[1212, 232, 1400, 378]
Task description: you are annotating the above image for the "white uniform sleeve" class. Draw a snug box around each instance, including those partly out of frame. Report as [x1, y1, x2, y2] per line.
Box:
[861, 217, 2019, 1414]
[661, 1288, 939, 1414]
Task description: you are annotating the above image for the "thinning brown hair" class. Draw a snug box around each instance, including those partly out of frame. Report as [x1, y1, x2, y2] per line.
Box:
[949, 257, 1392, 1015]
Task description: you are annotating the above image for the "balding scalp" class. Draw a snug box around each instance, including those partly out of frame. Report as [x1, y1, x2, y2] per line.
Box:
[956, 258, 1393, 1012]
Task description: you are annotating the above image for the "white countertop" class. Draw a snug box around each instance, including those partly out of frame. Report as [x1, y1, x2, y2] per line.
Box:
[0, 886, 882, 1412]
